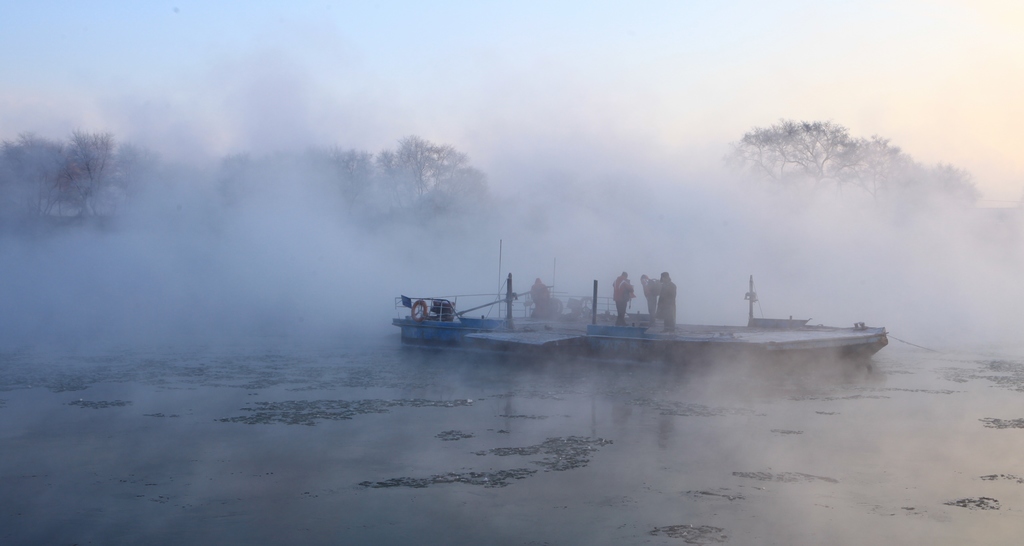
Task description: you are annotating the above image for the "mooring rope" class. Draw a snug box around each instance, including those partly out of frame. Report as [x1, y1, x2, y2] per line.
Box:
[888, 334, 940, 353]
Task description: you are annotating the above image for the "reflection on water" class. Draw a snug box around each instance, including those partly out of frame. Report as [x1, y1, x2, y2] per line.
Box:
[2, 342, 1024, 544]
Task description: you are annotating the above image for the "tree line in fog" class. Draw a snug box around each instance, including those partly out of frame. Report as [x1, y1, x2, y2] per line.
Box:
[0, 133, 489, 230]
[0, 131, 156, 222]
[0, 120, 997, 232]
[219, 135, 488, 220]
[727, 120, 980, 205]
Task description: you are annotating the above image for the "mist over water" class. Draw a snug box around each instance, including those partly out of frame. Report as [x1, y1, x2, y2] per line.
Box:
[5, 3, 1024, 543]
[1, 152, 1020, 351]
[2, 111, 1024, 546]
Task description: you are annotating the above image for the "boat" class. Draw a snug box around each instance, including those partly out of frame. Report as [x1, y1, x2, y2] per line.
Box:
[392, 274, 888, 366]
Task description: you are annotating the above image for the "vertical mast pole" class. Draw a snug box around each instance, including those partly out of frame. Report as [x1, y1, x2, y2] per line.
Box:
[746, 275, 758, 327]
[496, 240, 502, 319]
[749, 275, 754, 324]
[506, 273, 514, 328]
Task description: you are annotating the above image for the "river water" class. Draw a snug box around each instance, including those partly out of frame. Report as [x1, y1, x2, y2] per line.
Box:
[2, 338, 1023, 545]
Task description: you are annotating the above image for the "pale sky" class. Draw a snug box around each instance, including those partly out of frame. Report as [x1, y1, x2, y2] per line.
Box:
[2, 0, 1022, 202]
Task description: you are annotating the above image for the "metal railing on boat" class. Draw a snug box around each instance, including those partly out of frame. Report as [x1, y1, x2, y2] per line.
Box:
[395, 292, 620, 321]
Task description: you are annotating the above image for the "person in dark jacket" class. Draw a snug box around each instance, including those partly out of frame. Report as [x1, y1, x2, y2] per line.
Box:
[612, 272, 634, 326]
[656, 272, 676, 332]
[530, 278, 551, 318]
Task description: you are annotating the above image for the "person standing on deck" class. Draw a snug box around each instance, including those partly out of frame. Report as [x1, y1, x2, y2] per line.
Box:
[656, 272, 676, 332]
[640, 274, 661, 323]
[612, 272, 634, 326]
[530, 278, 551, 318]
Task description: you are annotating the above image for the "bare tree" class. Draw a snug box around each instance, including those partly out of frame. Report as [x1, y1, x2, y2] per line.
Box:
[728, 120, 860, 192]
[926, 163, 979, 204]
[383, 135, 487, 213]
[327, 147, 374, 209]
[726, 123, 793, 182]
[848, 135, 910, 201]
[0, 133, 65, 218]
[374, 148, 412, 210]
[425, 164, 487, 211]
[392, 136, 469, 200]
[58, 130, 115, 216]
[1, 129, 491, 229]
[395, 136, 436, 197]
[728, 120, 978, 205]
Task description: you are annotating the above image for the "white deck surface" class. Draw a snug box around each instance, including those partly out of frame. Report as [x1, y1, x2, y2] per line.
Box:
[464, 319, 886, 348]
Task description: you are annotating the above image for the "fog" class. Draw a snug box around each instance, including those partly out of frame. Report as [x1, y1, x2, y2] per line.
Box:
[5, 4, 1024, 544]
[2, 4, 1022, 354]
[1, 136, 1020, 352]
[2, 132, 1023, 543]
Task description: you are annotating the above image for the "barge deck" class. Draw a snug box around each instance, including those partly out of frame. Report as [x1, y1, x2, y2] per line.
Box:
[393, 274, 888, 365]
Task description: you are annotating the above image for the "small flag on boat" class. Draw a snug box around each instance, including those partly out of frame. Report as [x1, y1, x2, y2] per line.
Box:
[401, 295, 413, 308]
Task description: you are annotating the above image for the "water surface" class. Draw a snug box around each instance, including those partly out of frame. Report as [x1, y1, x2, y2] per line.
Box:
[2, 340, 1022, 544]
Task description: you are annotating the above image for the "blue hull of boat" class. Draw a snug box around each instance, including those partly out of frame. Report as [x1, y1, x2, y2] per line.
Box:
[393, 317, 507, 346]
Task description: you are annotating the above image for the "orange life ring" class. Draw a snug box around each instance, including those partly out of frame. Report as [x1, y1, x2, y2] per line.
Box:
[411, 299, 428, 322]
